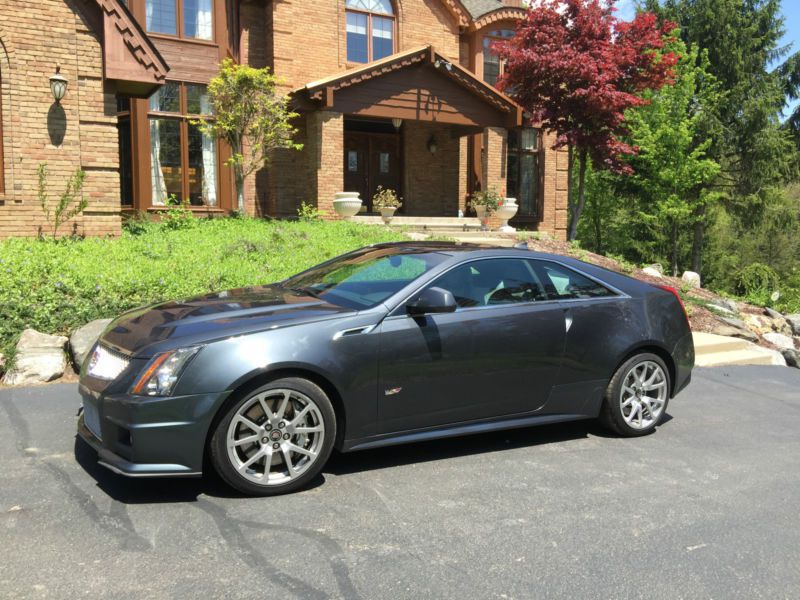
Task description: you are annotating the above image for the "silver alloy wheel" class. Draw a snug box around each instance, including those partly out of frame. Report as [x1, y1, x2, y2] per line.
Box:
[226, 388, 325, 486]
[619, 360, 668, 430]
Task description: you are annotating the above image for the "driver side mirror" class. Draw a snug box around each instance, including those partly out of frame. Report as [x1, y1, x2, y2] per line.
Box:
[406, 287, 457, 315]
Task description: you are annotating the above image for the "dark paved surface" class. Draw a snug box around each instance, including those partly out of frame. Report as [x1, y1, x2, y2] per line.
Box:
[1, 366, 799, 599]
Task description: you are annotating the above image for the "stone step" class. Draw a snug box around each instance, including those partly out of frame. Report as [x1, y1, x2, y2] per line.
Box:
[352, 216, 484, 231]
[450, 236, 518, 247]
[692, 332, 786, 367]
[692, 332, 752, 354]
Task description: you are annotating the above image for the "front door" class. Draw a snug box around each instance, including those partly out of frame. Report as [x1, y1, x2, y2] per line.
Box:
[344, 131, 401, 212]
[376, 258, 567, 433]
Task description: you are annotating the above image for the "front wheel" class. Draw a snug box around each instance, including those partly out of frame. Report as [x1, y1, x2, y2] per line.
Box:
[209, 378, 336, 496]
[601, 353, 670, 437]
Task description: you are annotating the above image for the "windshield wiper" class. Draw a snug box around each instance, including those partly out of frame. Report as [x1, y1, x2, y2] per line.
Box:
[289, 286, 323, 299]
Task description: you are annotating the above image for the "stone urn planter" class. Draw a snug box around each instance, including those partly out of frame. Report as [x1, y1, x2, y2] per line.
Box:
[380, 206, 398, 224]
[333, 192, 362, 219]
[474, 205, 490, 231]
[496, 197, 519, 232]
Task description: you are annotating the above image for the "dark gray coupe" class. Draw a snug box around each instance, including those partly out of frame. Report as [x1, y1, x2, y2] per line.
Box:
[77, 242, 694, 496]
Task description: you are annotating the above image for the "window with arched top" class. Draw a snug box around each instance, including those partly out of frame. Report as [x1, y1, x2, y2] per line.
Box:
[482, 29, 514, 87]
[346, 0, 395, 64]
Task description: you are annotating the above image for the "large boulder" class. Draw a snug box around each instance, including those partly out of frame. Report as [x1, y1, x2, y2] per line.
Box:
[782, 347, 800, 369]
[762, 332, 795, 350]
[711, 324, 758, 343]
[2, 329, 68, 386]
[70, 318, 113, 370]
[641, 267, 663, 278]
[710, 298, 739, 314]
[743, 313, 775, 336]
[681, 271, 701, 288]
[785, 314, 800, 336]
[720, 316, 749, 330]
[645, 263, 664, 275]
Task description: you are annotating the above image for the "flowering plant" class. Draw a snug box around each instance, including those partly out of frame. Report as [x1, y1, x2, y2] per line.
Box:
[469, 187, 502, 213]
[372, 186, 403, 210]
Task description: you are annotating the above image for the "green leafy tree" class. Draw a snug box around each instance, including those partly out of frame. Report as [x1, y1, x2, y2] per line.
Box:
[621, 39, 723, 275]
[642, 0, 798, 271]
[196, 59, 302, 213]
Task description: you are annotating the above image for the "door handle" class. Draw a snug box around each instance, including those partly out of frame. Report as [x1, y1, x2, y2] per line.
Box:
[563, 309, 573, 333]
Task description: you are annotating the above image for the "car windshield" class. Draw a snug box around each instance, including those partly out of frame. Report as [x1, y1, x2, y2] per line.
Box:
[283, 247, 449, 309]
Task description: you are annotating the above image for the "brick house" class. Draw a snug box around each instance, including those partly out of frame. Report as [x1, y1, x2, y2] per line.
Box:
[0, 0, 568, 239]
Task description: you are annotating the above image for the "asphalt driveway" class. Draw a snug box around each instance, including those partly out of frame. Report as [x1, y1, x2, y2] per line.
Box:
[1, 366, 799, 599]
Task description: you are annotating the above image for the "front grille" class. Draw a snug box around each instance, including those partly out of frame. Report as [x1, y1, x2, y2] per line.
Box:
[82, 400, 102, 440]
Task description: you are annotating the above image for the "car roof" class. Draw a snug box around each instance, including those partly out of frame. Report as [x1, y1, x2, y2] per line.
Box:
[369, 240, 560, 260]
[368, 241, 653, 296]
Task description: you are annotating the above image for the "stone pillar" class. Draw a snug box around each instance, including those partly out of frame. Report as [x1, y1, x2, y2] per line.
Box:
[539, 130, 569, 241]
[482, 127, 507, 229]
[458, 135, 469, 216]
[307, 111, 344, 219]
[554, 144, 570, 241]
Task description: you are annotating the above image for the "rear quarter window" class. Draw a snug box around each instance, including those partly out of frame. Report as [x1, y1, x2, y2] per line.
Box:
[530, 260, 616, 300]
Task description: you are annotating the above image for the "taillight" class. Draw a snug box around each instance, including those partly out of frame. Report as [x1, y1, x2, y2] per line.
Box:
[656, 285, 689, 325]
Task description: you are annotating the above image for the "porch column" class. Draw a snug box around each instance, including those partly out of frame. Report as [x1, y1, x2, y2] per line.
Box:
[458, 136, 469, 216]
[482, 126, 508, 228]
[308, 111, 344, 219]
[539, 131, 570, 241]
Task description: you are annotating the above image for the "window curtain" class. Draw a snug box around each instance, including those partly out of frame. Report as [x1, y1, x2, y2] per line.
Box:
[196, 0, 213, 41]
[200, 95, 217, 206]
[150, 120, 168, 205]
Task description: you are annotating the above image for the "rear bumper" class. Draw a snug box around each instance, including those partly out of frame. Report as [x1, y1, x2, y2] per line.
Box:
[672, 331, 695, 397]
[77, 382, 229, 477]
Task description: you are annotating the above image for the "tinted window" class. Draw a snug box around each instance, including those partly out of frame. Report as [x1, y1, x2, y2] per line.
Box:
[531, 261, 615, 300]
[428, 259, 547, 308]
[283, 249, 447, 310]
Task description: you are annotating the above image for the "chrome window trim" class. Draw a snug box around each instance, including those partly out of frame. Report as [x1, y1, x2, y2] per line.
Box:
[385, 255, 629, 319]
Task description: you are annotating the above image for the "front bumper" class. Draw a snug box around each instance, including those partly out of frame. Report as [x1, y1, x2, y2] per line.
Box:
[77, 382, 229, 478]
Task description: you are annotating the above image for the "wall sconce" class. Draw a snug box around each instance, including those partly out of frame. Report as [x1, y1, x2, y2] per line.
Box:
[392, 118, 403, 130]
[49, 66, 68, 104]
[427, 135, 438, 155]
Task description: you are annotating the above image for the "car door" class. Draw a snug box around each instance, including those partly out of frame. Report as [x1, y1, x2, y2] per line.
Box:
[377, 257, 567, 434]
[529, 259, 629, 413]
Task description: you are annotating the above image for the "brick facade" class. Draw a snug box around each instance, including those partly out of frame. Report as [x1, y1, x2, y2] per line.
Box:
[0, 0, 570, 240]
[0, 0, 121, 239]
[402, 121, 463, 217]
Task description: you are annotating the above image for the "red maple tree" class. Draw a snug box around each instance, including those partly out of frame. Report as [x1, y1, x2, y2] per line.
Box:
[495, 0, 678, 240]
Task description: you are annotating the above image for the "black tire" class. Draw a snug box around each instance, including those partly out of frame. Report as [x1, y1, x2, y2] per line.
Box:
[210, 377, 336, 496]
[600, 353, 670, 437]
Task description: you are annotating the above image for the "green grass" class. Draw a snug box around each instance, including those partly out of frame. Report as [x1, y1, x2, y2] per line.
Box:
[0, 218, 407, 358]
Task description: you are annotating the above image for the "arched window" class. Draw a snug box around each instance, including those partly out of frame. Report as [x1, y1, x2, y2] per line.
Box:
[346, 0, 395, 64]
[482, 29, 514, 87]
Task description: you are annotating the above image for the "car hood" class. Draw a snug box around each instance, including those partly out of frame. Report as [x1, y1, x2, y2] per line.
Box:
[100, 285, 356, 357]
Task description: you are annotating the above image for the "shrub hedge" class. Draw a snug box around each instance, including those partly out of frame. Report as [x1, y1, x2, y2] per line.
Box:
[0, 218, 406, 357]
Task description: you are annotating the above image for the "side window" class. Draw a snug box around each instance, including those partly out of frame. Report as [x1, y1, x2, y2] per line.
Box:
[428, 259, 547, 308]
[531, 261, 616, 300]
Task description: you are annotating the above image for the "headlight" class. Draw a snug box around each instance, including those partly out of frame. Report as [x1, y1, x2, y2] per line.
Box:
[87, 345, 130, 381]
[131, 346, 202, 397]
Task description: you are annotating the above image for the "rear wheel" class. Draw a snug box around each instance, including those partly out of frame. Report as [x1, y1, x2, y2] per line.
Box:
[210, 378, 336, 496]
[601, 353, 670, 437]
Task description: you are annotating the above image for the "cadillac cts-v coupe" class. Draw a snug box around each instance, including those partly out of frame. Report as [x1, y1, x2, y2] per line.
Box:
[77, 242, 694, 496]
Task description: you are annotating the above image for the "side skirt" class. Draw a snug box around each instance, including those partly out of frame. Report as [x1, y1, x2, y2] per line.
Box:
[341, 413, 593, 453]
